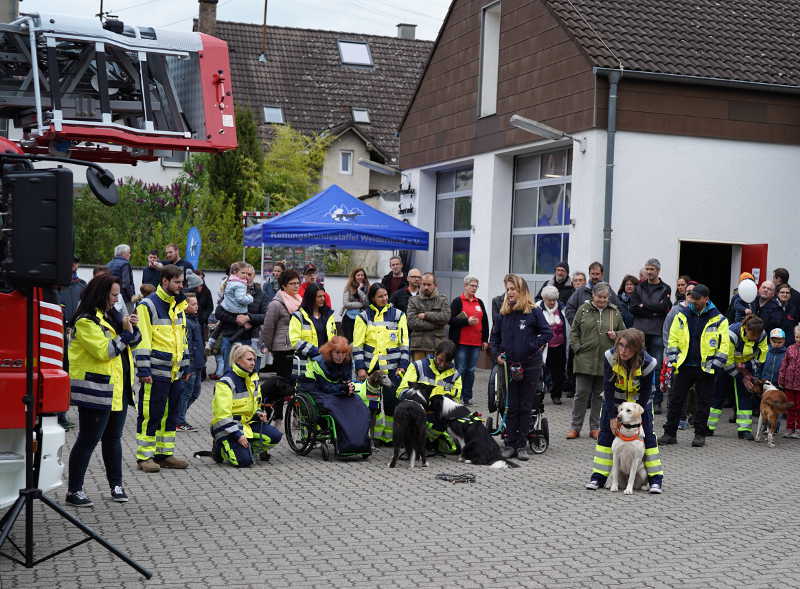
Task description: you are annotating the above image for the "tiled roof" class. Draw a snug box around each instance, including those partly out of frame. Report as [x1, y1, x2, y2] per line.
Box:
[545, 0, 800, 86]
[211, 21, 433, 162]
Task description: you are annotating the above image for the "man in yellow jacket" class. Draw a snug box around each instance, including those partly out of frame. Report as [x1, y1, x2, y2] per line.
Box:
[134, 265, 191, 472]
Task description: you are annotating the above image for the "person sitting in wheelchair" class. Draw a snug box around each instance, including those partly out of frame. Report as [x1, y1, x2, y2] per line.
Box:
[211, 344, 283, 467]
[397, 340, 463, 454]
[301, 336, 372, 455]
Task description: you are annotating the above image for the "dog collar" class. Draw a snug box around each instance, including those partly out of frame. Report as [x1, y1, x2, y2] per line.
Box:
[615, 430, 640, 442]
[619, 422, 641, 429]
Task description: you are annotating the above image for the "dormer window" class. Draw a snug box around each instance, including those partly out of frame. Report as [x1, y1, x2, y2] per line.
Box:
[338, 41, 373, 66]
[352, 108, 370, 124]
[263, 106, 285, 124]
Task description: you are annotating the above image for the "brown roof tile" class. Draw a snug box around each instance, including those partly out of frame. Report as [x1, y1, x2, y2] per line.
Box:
[545, 0, 800, 86]
[210, 20, 433, 162]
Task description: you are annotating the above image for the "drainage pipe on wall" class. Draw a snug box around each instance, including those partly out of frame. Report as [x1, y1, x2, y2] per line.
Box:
[600, 69, 621, 277]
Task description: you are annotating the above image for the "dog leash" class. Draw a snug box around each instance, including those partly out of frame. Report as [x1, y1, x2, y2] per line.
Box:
[436, 473, 477, 484]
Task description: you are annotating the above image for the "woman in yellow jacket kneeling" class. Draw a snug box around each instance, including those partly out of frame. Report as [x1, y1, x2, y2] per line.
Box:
[211, 344, 282, 467]
[66, 274, 141, 507]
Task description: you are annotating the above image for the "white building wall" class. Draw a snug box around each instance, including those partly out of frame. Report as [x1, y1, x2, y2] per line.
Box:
[610, 131, 800, 291]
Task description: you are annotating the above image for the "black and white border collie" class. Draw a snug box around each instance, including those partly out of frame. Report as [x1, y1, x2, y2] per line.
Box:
[389, 385, 431, 469]
[428, 395, 517, 469]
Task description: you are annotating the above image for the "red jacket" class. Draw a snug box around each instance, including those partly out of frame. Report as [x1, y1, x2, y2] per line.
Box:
[778, 343, 800, 390]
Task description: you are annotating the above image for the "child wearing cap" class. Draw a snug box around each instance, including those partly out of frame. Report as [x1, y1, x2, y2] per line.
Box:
[758, 328, 787, 385]
[778, 325, 800, 438]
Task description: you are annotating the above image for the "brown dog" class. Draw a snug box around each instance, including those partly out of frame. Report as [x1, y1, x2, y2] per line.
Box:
[754, 381, 794, 448]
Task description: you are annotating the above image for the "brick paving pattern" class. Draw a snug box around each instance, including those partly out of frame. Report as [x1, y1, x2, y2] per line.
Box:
[2, 369, 798, 588]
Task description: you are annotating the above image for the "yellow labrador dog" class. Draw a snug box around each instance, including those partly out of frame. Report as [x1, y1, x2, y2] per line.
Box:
[609, 402, 648, 495]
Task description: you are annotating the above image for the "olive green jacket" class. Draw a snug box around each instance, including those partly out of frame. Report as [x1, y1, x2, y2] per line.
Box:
[570, 301, 625, 376]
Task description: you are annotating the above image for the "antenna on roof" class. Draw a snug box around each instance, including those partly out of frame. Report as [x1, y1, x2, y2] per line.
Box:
[257, 0, 268, 63]
[95, 0, 118, 22]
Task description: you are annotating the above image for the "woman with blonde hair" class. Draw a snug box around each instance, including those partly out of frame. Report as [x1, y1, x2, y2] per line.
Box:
[489, 274, 552, 461]
[210, 344, 282, 467]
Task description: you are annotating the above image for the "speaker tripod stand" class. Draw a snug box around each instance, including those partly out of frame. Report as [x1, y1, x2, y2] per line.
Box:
[0, 286, 152, 578]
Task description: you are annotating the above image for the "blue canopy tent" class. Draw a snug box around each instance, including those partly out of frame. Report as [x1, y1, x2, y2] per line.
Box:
[243, 184, 428, 250]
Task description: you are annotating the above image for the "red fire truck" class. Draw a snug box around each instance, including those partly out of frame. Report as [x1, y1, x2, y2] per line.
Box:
[0, 12, 237, 508]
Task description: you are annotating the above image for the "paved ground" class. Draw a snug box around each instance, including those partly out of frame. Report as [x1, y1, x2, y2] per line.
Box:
[2, 368, 799, 588]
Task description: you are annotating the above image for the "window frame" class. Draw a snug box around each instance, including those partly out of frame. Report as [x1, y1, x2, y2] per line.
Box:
[339, 150, 354, 175]
[478, 1, 501, 118]
[509, 148, 573, 294]
[263, 106, 285, 125]
[352, 108, 370, 124]
[338, 40, 373, 66]
[434, 167, 473, 299]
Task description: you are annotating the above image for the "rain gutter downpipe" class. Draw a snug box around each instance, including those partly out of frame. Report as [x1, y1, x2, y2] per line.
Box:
[600, 68, 621, 277]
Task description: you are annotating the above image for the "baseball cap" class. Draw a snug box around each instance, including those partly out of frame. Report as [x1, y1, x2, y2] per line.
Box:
[739, 272, 754, 282]
[303, 263, 317, 275]
[770, 328, 786, 340]
[687, 284, 710, 299]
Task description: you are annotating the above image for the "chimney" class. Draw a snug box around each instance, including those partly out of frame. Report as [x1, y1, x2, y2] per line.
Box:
[1, 0, 19, 23]
[396, 23, 416, 40]
[198, 0, 218, 36]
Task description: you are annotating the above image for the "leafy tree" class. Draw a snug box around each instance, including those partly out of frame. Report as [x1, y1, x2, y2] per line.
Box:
[264, 125, 331, 212]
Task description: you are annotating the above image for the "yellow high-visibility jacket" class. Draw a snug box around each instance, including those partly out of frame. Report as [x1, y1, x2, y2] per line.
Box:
[134, 285, 189, 382]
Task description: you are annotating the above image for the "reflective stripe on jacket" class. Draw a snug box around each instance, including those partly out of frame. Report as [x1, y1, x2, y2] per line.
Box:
[69, 309, 140, 410]
[726, 322, 768, 374]
[397, 356, 462, 402]
[603, 349, 656, 403]
[352, 304, 409, 373]
[289, 307, 337, 358]
[134, 286, 189, 381]
[211, 364, 260, 441]
[665, 306, 729, 374]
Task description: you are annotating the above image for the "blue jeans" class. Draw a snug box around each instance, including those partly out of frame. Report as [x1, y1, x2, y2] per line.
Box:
[68, 406, 127, 492]
[174, 372, 202, 426]
[645, 334, 665, 405]
[455, 345, 481, 404]
[219, 337, 233, 376]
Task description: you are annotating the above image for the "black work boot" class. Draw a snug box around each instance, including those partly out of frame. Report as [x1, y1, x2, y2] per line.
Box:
[659, 433, 677, 445]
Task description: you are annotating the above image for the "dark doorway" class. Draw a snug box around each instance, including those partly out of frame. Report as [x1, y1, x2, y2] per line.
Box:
[679, 241, 732, 314]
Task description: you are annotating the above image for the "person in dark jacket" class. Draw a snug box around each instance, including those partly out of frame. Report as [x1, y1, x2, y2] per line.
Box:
[141, 250, 162, 287]
[194, 270, 214, 339]
[58, 257, 87, 328]
[162, 243, 195, 273]
[727, 272, 757, 323]
[565, 263, 619, 324]
[752, 280, 784, 337]
[776, 283, 798, 346]
[490, 274, 552, 461]
[106, 244, 135, 310]
[262, 262, 284, 304]
[630, 258, 672, 413]
[175, 294, 205, 431]
[758, 328, 787, 384]
[381, 256, 408, 297]
[214, 264, 269, 373]
[773, 267, 800, 312]
[535, 261, 574, 304]
[616, 274, 639, 328]
[389, 268, 422, 313]
[449, 275, 489, 406]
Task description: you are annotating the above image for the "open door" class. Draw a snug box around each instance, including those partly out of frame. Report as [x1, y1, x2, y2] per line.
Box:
[741, 243, 768, 285]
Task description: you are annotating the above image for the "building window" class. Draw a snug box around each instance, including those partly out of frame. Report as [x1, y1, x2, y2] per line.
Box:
[479, 1, 501, 118]
[352, 108, 370, 124]
[511, 148, 572, 294]
[338, 41, 373, 66]
[434, 167, 473, 298]
[0, 118, 8, 138]
[263, 106, 285, 124]
[340, 150, 353, 175]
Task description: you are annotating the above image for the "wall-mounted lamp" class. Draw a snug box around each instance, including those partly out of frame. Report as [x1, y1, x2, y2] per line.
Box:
[509, 114, 586, 153]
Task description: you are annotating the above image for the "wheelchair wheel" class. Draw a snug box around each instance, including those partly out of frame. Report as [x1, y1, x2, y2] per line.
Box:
[320, 441, 331, 461]
[488, 365, 506, 436]
[285, 393, 317, 456]
[529, 416, 549, 455]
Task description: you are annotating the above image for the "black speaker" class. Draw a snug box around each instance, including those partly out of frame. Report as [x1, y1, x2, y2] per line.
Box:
[1, 167, 74, 286]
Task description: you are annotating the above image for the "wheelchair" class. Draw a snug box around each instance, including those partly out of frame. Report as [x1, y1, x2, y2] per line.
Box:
[284, 388, 372, 461]
[485, 363, 550, 454]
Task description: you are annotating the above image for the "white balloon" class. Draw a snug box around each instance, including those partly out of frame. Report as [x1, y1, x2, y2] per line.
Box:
[738, 279, 757, 303]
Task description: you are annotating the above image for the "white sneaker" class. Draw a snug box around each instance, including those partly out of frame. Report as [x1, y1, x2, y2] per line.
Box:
[790, 430, 800, 439]
[783, 430, 795, 438]
[585, 479, 600, 490]
[649, 483, 663, 494]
